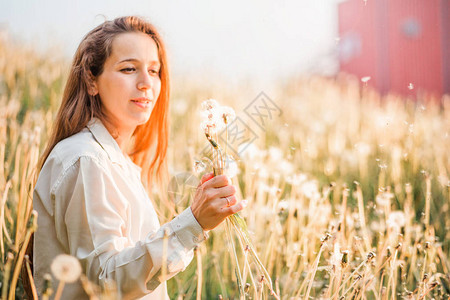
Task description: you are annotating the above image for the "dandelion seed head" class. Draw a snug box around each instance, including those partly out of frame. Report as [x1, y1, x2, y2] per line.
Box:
[354, 142, 371, 156]
[387, 211, 406, 232]
[268, 147, 283, 161]
[200, 119, 215, 132]
[193, 160, 206, 173]
[50, 254, 82, 283]
[277, 200, 289, 212]
[258, 167, 269, 179]
[376, 191, 394, 207]
[238, 142, 262, 160]
[286, 173, 307, 185]
[279, 160, 294, 175]
[330, 243, 343, 271]
[201, 99, 219, 111]
[300, 180, 320, 200]
[220, 106, 236, 124]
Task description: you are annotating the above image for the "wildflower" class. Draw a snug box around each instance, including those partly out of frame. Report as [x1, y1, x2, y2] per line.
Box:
[200, 119, 218, 135]
[429, 281, 439, 288]
[386, 247, 391, 258]
[193, 160, 206, 173]
[277, 200, 289, 212]
[201, 109, 227, 132]
[300, 180, 320, 200]
[268, 147, 283, 161]
[375, 191, 394, 207]
[366, 251, 376, 262]
[43, 273, 53, 297]
[329, 243, 343, 271]
[201, 98, 219, 111]
[341, 251, 349, 267]
[321, 232, 332, 243]
[220, 106, 236, 125]
[200, 99, 226, 133]
[286, 173, 307, 186]
[354, 142, 371, 156]
[386, 211, 406, 232]
[51, 254, 82, 283]
[279, 160, 294, 174]
[198, 98, 277, 298]
[238, 143, 262, 161]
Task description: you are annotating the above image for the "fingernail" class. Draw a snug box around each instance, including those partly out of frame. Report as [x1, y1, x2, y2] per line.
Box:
[241, 200, 248, 207]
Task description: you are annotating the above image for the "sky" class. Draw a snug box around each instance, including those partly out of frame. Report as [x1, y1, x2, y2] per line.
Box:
[0, 0, 341, 86]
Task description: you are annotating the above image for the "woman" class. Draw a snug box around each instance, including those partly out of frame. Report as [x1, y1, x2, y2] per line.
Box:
[33, 16, 246, 299]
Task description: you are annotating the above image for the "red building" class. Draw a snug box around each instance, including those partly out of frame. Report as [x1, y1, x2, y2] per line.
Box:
[338, 0, 450, 97]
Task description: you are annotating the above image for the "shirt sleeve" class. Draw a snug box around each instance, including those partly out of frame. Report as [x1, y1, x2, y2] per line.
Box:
[54, 156, 207, 299]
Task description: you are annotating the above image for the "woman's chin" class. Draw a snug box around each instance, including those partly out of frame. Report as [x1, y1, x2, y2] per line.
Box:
[134, 113, 152, 126]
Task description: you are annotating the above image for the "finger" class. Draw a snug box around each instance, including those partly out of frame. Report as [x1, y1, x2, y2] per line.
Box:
[201, 172, 215, 184]
[221, 195, 237, 207]
[214, 185, 236, 199]
[203, 175, 230, 189]
[225, 199, 248, 215]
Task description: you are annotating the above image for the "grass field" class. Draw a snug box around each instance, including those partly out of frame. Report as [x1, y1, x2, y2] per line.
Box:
[0, 33, 449, 299]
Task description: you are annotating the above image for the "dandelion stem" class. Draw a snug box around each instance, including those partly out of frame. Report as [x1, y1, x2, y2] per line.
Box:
[304, 244, 324, 300]
[25, 255, 38, 300]
[8, 212, 37, 300]
[54, 281, 65, 300]
[225, 218, 245, 297]
[2, 252, 14, 300]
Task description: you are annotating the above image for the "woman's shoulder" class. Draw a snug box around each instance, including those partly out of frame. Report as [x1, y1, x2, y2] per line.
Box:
[47, 128, 108, 171]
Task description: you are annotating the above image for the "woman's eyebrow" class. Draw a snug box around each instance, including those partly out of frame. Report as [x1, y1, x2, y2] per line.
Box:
[116, 58, 160, 65]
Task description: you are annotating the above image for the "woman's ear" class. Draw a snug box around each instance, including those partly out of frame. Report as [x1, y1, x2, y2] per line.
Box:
[88, 84, 98, 96]
[87, 71, 98, 96]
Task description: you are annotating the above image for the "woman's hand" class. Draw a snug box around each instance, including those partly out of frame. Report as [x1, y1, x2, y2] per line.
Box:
[190, 172, 247, 231]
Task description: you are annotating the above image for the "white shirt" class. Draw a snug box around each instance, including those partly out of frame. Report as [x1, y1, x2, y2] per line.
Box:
[33, 118, 207, 299]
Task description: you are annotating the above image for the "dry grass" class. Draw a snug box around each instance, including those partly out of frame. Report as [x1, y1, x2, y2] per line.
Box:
[1, 32, 449, 299]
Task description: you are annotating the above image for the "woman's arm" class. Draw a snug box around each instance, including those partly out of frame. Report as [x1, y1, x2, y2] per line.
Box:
[55, 156, 206, 299]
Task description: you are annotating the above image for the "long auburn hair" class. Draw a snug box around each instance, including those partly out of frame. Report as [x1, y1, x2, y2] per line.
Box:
[37, 15, 170, 188]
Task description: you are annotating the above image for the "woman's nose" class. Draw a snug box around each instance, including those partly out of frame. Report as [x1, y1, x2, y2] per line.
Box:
[137, 72, 153, 91]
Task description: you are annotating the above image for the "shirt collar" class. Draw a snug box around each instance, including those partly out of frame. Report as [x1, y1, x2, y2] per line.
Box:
[86, 117, 127, 166]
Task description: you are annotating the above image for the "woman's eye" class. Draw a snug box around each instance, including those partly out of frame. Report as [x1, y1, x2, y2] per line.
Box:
[121, 67, 136, 72]
[149, 69, 160, 75]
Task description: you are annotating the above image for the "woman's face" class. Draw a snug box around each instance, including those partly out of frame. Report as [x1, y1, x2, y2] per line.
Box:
[93, 31, 161, 136]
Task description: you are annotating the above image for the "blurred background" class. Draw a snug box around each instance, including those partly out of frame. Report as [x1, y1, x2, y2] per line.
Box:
[0, 0, 340, 89]
[1, 1, 449, 298]
[1, 0, 448, 96]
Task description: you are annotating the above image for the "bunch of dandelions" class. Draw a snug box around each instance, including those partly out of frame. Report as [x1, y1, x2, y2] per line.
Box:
[198, 99, 279, 299]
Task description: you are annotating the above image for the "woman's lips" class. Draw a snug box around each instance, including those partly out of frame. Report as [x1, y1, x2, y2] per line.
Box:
[131, 97, 152, 109]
